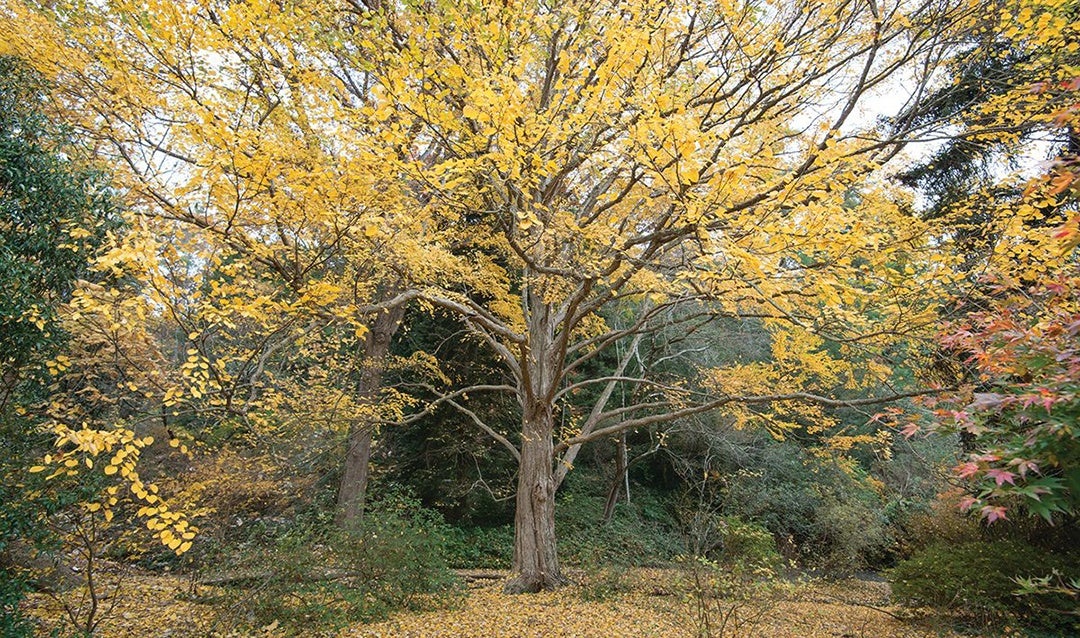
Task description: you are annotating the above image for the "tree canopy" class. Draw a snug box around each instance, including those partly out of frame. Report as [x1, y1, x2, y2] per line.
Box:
[0, 0, 1076, 603]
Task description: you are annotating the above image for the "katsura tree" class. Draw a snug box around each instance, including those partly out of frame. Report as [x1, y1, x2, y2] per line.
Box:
[6, 0, 987, 593]
[0, 0, 472, 525]
[353, 0, 983, 591]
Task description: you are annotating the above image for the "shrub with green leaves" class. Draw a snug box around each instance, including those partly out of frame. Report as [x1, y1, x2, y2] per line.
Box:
[442, 525, 513, 569]
[0, 53, 119, 633]
[556, 474, 685, 567]
[714, 516, 781, 572]
[694, 436, 896, 571]
[210, 494, 459, 636]
[889, 539, 1078, 631]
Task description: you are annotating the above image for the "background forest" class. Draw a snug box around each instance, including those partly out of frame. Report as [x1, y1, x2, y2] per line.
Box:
[0, 0, 1078, 635]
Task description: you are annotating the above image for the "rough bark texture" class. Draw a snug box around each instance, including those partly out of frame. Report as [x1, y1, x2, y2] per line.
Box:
[504, 292, 568, 593]
[335, 424, 373, 527]
[504, 407, 567, 593]
[334, 304, 405, 527]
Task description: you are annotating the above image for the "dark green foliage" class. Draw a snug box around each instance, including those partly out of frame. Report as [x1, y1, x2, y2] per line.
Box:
[210, 493, 459, 635]
[672, 424, 901, 571]
[442, 525, 513, 569]
[0, 572, 35, 638]
[382, 308, 518, 527]
[0, 57, 117, 391]
[556, 472, 685, 568]
[889, 540, 1079, 632]
[894, 42, 1033, 218]
[0, 54, 118, 632]
[891, 26, 1078, 276]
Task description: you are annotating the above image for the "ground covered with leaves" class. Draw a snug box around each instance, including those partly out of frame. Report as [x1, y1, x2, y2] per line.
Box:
[21, 567, 985, 637]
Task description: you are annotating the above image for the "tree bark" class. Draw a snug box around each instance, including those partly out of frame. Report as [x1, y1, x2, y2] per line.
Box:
[335, 423, 373, 527]
[334, 304, 405, 527]
[601, 433, 628, 523]
[504, 288, 568, 593]
[504, 404, 567, 593]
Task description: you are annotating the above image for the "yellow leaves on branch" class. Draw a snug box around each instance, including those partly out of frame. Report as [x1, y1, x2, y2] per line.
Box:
[29, 423, 196, 555]
[1, 0, 1029, 544]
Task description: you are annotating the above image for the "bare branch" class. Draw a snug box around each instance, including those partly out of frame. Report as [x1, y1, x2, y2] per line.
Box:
[555, 387, 954, 453]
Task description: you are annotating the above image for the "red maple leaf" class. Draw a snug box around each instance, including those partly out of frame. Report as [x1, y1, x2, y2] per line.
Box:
[985, 468, 1017, 486]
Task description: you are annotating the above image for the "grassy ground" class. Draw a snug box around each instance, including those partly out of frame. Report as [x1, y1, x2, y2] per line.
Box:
[22, 567, 974, 637]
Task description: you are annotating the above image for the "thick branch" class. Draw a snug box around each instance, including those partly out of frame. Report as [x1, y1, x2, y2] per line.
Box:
[554, 387, 952, 453]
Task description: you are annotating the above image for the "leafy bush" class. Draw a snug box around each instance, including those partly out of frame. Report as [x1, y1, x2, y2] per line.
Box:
[810, 491, 894, 571]
[714, 517, 781, 571]
[694, 437, 895, 571]
[0, 54, 121, 637]
[210, 494, 459, 635]
[442, 525, 513, 569]
[889, 540, 1078, 631]
[556, 475, 685, 567]
[0, 572, 35, 638]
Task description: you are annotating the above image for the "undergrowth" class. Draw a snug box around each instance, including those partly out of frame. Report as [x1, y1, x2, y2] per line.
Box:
[203, 493, 460, 636]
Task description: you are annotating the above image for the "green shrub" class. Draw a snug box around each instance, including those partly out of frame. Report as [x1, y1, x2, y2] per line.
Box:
[210, 494, 459, 636]
[556, 477, 685, 567]
[0, 572, 35, 638]
[442, 525, 513, 569]
[889, 540, 1078, 632]
[690, 436, 897, 571]
[715, 517, 781, 572]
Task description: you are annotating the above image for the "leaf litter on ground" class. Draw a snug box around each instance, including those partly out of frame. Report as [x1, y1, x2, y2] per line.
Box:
[22, 566, 985, 637]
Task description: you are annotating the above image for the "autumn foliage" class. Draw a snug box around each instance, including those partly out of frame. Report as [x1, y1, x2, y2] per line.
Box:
[0, 0, 1078, 634]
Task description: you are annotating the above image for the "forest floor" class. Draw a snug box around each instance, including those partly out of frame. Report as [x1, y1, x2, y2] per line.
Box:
[21, 567, 979, 637]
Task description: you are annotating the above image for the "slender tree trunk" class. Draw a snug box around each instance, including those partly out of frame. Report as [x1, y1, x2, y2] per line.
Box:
[602, 433, 628, 523]
[335, 424, 373, 526]
[504, 403, 567, 593]
[334, 305, 405, 527]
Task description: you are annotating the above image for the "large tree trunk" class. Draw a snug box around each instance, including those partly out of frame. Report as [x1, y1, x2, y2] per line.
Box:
[504, 404, 567, 593]
[334, 305, 405, 527]
[504, 289, 568, 593]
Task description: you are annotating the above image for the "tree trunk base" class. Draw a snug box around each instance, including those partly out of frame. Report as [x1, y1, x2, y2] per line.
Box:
[502, 571, 570, 594]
